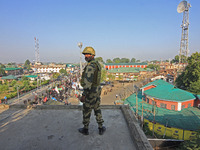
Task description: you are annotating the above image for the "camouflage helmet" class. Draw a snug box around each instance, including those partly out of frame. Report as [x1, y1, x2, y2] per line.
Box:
[82, 47, 95, 56]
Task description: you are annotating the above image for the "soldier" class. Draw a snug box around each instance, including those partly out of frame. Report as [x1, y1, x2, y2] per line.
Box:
[79, 46, 106, 135]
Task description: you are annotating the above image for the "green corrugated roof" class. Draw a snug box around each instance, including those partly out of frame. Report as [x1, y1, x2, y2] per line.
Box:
[4, 68, 22, 71]
[105, 62, 147, 65]
[1, 75, 17, 79]
[25, 75, 38, 78]
[66, 64, 75, 68]
[142, 79, 195, 102]
[124, 92, 200, 131]
[108, 67, 153, 73]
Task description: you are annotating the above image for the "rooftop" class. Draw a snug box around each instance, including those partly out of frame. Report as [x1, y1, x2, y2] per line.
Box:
[25, 75, 38, 78]
[0, 105, 152, 150]
[104, 62, 148, 66]
[142, 79, 196, 102]
[1, 75, 17, 80]
[4, 68, 22, 71]
[124, 91, 200, 131]
[108, 67, 153, 73]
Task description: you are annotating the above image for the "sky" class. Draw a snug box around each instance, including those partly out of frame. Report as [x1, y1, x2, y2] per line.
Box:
[0, 0, 200, 64]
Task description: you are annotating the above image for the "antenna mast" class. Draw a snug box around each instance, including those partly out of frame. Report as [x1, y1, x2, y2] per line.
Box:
[177, 0, 191, 63]
[34, 37, 40, 64]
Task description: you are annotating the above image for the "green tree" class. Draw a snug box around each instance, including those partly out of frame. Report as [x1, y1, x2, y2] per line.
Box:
[106, 59, 113, 63]
[113, 58, 121, 63]
[107, 74, 115, 81]
[177, 129, 200, 150]
[0, 64, 6, 76]
[118, 75, 123, 80]
[24, 59, 31, 70]
[121, 58, 130, 63]
[131, 58, 136, 63]
[0, 84, 9, 92]
[101, 69, 107, 82]
[0, 63, 5, 68]
[147, 64, 160, 71]
[10, 80, 17, 86]
[176, 52, 200, 94]
[59, 69, 68, 76]
[53, 72, 60, 79]
[22, 76, 28, 81]
[0, 68, 6, 76]
[136, 60, 140, 62]
[95, 57, 104, 63]
[171, 55, 187, 63]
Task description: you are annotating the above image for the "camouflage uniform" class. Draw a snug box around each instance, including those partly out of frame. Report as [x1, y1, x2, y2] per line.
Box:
[81, 58, 104, 129]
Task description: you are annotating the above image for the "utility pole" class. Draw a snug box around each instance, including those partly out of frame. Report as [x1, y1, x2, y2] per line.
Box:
[78, 42, 83, 76]
[152, 99, 156, 136]
[17, 86, 19, 103]
[136, 91, 138, 117]
[142, 97, 144, 129]
[34, 37, 40, 64]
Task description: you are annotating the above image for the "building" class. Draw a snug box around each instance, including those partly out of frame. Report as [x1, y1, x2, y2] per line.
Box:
[0, 75, 17, 83]
[32, 64, 66, 73]
[107, 67, 154, 81]
[25, 75, 38, 81]
[4, 68, 23, 76]
[141, 79, 196, 111]
[195, 95, 200, 108]
[66, 64, 75, 72]
[124, 92, 200, 140]
[104, 63, 148, 70]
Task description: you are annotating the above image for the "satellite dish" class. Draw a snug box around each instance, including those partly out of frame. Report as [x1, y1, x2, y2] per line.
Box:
[177, 1, 187, 13]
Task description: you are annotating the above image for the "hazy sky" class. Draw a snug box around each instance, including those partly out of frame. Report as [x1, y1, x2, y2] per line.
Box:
[0, 0, 199, 63]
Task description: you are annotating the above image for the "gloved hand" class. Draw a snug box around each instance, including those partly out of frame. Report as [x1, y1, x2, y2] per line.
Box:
[80, 95, 86, 102]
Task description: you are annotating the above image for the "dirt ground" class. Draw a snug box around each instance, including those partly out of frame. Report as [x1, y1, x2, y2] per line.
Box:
[67, 81, 137, 105]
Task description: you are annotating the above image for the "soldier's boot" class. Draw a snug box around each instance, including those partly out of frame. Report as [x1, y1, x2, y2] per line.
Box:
[99, 126, 106, 135]
[78, 128, 89, 135]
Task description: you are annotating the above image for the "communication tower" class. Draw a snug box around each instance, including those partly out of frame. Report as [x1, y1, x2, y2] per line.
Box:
[34, 37, 40, 64]
[177, 0, 191, 63]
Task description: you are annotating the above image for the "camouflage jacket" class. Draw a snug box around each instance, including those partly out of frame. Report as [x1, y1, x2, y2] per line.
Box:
[81, 59, 101, 96]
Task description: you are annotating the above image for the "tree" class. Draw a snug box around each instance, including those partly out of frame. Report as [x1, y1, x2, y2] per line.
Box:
[0, 63, 5, 68]
[95, 57, 104, 63]
[136, 60, 140, 62]
[53, 72, 60, 79]
[131, 58, 136, 63]
[59, 69, 68, 76]
[113, 58, 121, 63]
[177, 129, 200, 150]
[106, 59, 113, 63]
[121, 58, 130, 63]
[24, 59, 31, 70]
[10, 80, 17, 86]
[0, 64, 6, 76]
[22, 76, 28, 81]
[147, 64, 160, 71]
[171, 55, 187, 63]
[107, 74, 115, 81]
[0, 84, 9, 92]
[101, 69, 107, 82]
[0, 68, 6, 76]
[176, 52, 200, 94]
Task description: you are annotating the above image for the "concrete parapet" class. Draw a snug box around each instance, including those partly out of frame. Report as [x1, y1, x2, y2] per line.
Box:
[121, 105, 153, 150]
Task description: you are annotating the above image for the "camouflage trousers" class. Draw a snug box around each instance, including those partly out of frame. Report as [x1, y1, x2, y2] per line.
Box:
[82, 87, 104, 129]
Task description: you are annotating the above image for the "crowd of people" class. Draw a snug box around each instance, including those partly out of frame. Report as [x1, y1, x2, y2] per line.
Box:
[23, 74, 83, 106]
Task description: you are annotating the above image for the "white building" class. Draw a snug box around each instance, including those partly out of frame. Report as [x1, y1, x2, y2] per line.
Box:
[32, 64, 66, 73]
